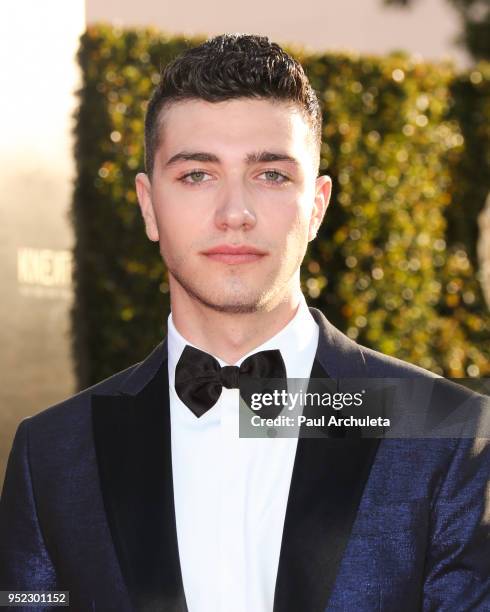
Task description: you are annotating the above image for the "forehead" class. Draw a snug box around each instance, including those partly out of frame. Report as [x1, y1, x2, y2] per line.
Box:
[156, 98, 314, 160]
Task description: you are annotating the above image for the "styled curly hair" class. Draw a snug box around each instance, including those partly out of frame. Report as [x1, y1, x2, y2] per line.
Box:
[144, 33, 322, 177]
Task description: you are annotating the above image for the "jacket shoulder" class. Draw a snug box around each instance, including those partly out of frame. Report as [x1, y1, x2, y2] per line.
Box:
[25, 338, 167, 432]
[359, 344, 440, 379]
[25, 361, 142, 430]
[310, 306, 440, 380]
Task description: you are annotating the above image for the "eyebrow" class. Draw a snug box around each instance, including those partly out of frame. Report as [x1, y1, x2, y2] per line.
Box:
[245, 151, 299, 165]
[165, 151, 219, 166]
[164, 150, 299, 167]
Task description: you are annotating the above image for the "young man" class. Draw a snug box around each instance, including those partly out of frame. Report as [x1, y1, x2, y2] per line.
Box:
[1, 34, 489, 612]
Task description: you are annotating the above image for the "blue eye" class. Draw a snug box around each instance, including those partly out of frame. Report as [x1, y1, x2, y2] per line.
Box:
[261, 170, 289, 183]
[180, 171, 210, 183]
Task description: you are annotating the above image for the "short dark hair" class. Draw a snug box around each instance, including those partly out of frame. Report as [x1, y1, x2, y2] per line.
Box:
[144, 34, 322, 177]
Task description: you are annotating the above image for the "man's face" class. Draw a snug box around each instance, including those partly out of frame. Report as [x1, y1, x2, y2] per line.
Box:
[136, 98, 331, 313]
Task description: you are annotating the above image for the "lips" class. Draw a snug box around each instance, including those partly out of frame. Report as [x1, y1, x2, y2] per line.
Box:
[202, 245, 267, 264]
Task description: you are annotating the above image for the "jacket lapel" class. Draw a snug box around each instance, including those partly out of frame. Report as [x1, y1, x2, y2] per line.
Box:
[273, 308, 380, 612]
[92, 339, 187, 612]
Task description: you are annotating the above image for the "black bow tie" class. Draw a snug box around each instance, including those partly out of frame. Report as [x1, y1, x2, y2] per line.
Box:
[174, 345, 287, 417]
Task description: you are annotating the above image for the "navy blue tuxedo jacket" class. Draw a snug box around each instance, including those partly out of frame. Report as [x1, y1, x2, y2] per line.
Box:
[1, 308, 489, 611]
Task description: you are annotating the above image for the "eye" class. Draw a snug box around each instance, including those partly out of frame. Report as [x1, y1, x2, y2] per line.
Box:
[179, 171, 212, 184]
[259, 170, 290, 184]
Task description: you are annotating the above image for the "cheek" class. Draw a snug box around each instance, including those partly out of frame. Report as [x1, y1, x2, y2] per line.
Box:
[153, 191, 195, 241]
[154, 182, 216, 230]
[280, 203, 311, 245]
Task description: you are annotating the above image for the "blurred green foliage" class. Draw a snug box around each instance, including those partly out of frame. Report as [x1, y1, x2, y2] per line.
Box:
[73, 25, 490, 387]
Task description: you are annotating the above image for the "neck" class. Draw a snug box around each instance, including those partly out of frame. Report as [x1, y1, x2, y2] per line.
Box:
[170, 287, 304, 365]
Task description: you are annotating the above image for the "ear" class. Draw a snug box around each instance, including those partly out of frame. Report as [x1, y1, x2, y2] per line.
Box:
[135, 172, 160, 242]
[308, 174, 332, 241]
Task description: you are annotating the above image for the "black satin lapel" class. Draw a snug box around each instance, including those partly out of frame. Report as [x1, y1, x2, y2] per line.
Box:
[273, 359, 380, 612]
[92, 360, 187, 612]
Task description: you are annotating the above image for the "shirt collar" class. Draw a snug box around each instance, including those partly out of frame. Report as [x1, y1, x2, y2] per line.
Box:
[167, 296, 319, 389]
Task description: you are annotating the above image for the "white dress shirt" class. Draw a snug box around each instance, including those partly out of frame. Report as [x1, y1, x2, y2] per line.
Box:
[167, 297, 319, 612]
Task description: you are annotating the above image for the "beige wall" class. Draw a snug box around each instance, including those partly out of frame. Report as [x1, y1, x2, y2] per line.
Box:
[0, 0, 85, 485]
[86, 0, 469, 67]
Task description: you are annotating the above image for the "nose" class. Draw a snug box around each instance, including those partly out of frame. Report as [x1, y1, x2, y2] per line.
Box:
[214, 179, 257, 231]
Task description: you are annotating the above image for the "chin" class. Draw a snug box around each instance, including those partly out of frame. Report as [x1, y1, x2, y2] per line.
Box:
[191, 287, 270, 314]
[170, 267, 282, 312]
[200, 288, 264, 313]
[205, 302, 261, 314]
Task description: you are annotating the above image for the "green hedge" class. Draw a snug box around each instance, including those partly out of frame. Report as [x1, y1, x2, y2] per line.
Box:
[73, 26, 490, 387]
